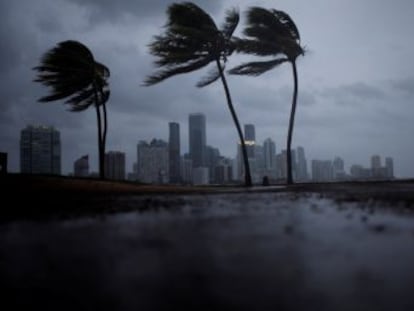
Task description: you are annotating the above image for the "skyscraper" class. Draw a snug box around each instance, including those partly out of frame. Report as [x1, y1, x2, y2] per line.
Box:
[263, 138, 276, 170]
[105, 151, 126, 180]
[137, 139, 169, 184]
[296, 146, 308, 181]
[385, 157, 394, 179]
[312, 159, 333, 182]
[169, 122, 181, 183]
[189, 113, 206, 168]
[20, 125, 61, 175]
[333, 156, 345, 180]
[244, 124, 255, 158]
[371, 155, 382, 178]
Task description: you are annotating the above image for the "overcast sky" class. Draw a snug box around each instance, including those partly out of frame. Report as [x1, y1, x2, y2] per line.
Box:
[1, 0, 414, 177]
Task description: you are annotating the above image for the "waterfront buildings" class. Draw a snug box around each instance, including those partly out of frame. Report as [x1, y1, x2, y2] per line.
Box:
[137, 139, 169, 184]
[189, 113, 206, 168]
[73, 155, 89, 177]
[20, 125, 61, 175]
[105, 151, 126, 180]
[169, 122, 181, 183]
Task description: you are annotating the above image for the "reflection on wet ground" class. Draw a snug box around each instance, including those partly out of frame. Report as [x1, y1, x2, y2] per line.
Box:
[1, 192, 414, 310]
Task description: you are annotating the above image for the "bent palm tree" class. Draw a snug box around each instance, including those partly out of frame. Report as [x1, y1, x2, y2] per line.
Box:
[144, 2, 252, 187]
[33, 40, 110, 179]
[229, 7, 304, 185]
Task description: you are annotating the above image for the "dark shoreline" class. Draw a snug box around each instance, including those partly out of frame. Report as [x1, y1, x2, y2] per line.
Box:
[1, 173, 414, 222]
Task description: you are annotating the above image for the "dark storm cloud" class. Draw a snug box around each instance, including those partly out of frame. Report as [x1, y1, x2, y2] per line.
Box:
[66, 0, 223, 23]
[391, 77, 414, 96]
[1, 0, 414, 177]
[320, 82, 386, 105]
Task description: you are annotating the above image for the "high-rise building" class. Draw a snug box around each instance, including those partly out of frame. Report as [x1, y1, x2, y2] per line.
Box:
[385, 157, 394, 179]
[137, 139, 169, 184]
[189, 113, 206, 168]
[312, 160, 333, 182]
[371, 155, 381, 170]
[371, 155, 383, 178]
[333, 156, 345, 180]
[105, 151, 126, 180]
[193, 167, 209, 185]
[169, 122, 181, 183]
[20, 125, 61, 175]
[263, 138, 276, 171]
[296, 146, 308, 181]
[74, 155, 89, 177]
[244, 124, 256, 158]
[181, 155, 193, 184]
[206, 145, 220, 183]
[276, 150, 288, 180]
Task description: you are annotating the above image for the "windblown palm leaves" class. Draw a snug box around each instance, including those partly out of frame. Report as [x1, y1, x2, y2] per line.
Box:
[144, 2, 252, 186]
[229, 7, 304, 184]
[33, 40, 110, 179]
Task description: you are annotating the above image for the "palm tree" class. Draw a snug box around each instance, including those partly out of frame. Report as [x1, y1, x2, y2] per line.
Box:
[229, 7, 304, 185]
[144, 2, 252, 187]
[33, 40, 110, 179]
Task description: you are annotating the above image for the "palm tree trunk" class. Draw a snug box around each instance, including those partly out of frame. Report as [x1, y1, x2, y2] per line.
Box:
[216, 59, 252, 187]
[94, 88, 104, 179]
[286, 60, 298, 185]
[101, 90, 108, 179]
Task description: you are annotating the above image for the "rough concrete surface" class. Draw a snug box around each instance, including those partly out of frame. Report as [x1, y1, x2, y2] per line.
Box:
[1, 187, 414, 310]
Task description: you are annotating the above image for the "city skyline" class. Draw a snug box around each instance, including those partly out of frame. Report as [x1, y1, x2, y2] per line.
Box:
[0, 1, 413, 177]
[11, 120, 398, 181]
[14, 121, 395, 186]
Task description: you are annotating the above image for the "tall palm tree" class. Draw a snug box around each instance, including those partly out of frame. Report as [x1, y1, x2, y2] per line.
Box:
[33, 40, 110, 179]
[229, 7, 304, 185]
[144, 2, 252, 187]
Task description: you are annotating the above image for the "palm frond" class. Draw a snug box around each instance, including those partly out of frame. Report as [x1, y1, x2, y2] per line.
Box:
[143, 56, 213, 86]
[34, 40, 110, 110]
[228, 58, 288, 76]
[221, 8, 239, 39]
[168, 2, 218, 34]
[196, 65, 221, 88]
[233, 37, 285, 56]
[270, 9, 300, 42]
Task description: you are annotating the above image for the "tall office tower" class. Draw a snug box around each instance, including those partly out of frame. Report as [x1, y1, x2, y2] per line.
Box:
[371, 154, 382, 178]
[263, 138, 276, 170]
[20, 125, 61, 175]
[312, 159, 333, 182]
[137, 139, 169, 184]
[105, 151, 126, 180]
[277, 150, 288, 180]
[385, 157, 394, 179]
[189, 113, 206, 168]
[74, 155, 89, 177]
[333, 156, 345, 180]
[206, 145, 220, 183]
[244, 124, 256, 158]
[291, 149, 297, 180]
[296, 146, 308, 181]
[169, 122, 181, 183]
[371, 155, 381, 170]
[181, 155, 193, 184]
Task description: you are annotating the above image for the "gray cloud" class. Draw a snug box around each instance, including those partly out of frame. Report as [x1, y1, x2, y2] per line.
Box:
[1, 0, 414, 177]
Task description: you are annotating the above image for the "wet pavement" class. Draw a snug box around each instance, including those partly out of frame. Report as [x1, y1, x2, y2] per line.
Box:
[1, 192, 414, 310]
